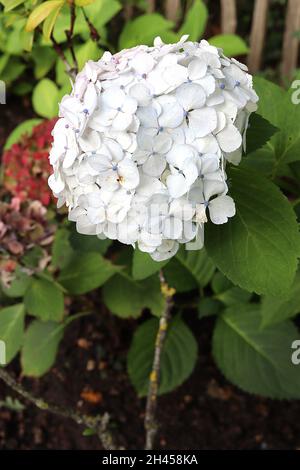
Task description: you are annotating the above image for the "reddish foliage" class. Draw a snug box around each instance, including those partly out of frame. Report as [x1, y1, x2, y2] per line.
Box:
[3, 119, 57, 206]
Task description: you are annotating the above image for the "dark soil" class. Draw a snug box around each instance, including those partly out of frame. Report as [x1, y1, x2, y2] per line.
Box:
[1, 310, 300, 451]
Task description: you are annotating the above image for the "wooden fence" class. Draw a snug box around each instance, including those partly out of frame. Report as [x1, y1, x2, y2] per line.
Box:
[146, 0, 300, 80]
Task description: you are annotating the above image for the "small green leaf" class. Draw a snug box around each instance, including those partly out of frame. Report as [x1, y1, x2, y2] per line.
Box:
[179, 0, 208, 41]
[211, 272, 252, 306]
[75, 40, 100, 71]
[213, 304, 300, 399]
[102, 273, 165, 318]
[132, 250, 169, 281]
[32, 78, 59, 118]
[128, 315, 198, 396]
[0, 304, 25, 364]
[209, 34, 249, 56]
[21, 320, 64, 377]
[58, 252, 119, 294]
[206, 167, 300, 296]
[119, 13, 174, 50]
[24, 278, 64, 322]
[4, 119, 42, 150]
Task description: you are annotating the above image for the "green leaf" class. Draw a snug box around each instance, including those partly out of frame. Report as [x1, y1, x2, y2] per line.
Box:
[24, 278, 64, 322]
[42, 3, 63, 40]
[198, 297, 222, 318]
[209, 34, 249, 57]
[21, 246, 44, 268]
[211, 272, 252, 306]
[83, 0, 121, 29]
[102, 273, 165, 318]
[69, 228, 112, 255]
[1, 268, 31, 298]
[132, 250, 169, 280]
[4, 119, 42, 150]
[0, 56, 26, 83]
[52, 228, 74, 269]
[213, 304, 300, 399]
[21, 320, 64, 377]
[119, 13, 174, 50]
[206, 167, 300, 296]
[0, 304, 24, 364]
[164, 246, 215, 292]
[249, 77, 300, 175]
[179, 0, 208, 41]
[32, 46, 57, 79]
[128, 315, 198, 396]
[32, 78, 59, 118]
[58, 252, 119, 294]
[261, 271, 300, 328]
[246, 113, 279, 155]
[25, 0, 65, 32]
[3, 0, 25, 11]
[75, 40, 101, 71]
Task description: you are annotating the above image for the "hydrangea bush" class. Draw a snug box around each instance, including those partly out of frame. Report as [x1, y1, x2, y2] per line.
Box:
[49, 37, 258, 261]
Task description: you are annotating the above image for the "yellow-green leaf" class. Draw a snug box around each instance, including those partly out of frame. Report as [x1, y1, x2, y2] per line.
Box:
[25, 0, 64, 32]
[42, 2, 64, 40]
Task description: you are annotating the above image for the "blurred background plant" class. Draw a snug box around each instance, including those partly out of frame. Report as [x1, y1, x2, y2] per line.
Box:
[1, 0, 300, 451]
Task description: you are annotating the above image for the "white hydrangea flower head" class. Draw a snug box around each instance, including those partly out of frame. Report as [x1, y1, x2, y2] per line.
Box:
[49, 36, 258, 261]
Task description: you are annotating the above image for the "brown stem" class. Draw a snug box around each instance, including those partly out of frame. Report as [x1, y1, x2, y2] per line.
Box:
[82, 8, 101, 43]
[50, 32, 76, 80]
[65, 0, 78, 76]
[144, 270, 175, 450]
[0, 368, 117, 450]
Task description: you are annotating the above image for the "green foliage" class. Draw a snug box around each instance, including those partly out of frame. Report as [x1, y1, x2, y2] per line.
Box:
[245, 113, 279, 156]
[21, 320, 64, 377]
[209, 34, 249, 57]
[261, 271, 300, 328]
[132, 249, 169, 281]
[164, 247, 215, 292]
[247, 77, 300, 176]
[119, 13, 174, 50]
[32, 78, 59, 118]
[102, 273, 165, 318]
[58, 252, 119, 294]
[0, 304, 25, 364]
[2, 268, 31, 298]
[128, 315, 198, 396]
[206, 167, 300, 296]
[4, 119, 42, 150]
[178, 0, 208, 41]
[213, 304, 300, 399]
[24, 277, 64, 322]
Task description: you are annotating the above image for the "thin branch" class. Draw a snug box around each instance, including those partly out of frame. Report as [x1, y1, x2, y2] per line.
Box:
[144, 270, 175, 450]
[0, 368, 117, 450]
[50, 32, 76, 80]
[82, 7, 101, 43]
[65, 0, 78, 76]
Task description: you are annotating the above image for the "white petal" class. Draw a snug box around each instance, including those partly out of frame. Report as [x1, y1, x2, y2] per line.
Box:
[188, 59, 207, 80]
[143, 153, 166, 177]
[216, 123, 242, 152]
[209, 195, 236, 224]
[167, 173, 189, 198]
[176, 82, 206, 110]
[131, 52, 155, 75]
[189, 107, 218, 137]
